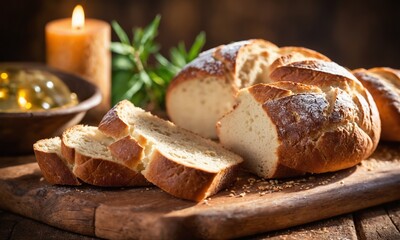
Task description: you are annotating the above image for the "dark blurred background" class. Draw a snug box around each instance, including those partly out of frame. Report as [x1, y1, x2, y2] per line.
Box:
[0, 0, 399, 69]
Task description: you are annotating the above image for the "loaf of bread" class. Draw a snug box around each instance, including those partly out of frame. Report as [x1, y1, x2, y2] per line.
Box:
[166, 40, 332, 139]
[352, 67, 400, 141]
[217, 56, 381, 177]
[99, 100, 243, 201]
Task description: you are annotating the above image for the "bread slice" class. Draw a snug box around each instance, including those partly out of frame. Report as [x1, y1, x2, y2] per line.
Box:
[353, 67, 400, 141]
[217, 81, 379, 177]
[33, 137, 81, 185]
[99, 100, 243, 201]
[61, 125, 149, 187]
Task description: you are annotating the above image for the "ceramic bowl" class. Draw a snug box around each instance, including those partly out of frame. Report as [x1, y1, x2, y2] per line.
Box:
[0, 63, 102, 155]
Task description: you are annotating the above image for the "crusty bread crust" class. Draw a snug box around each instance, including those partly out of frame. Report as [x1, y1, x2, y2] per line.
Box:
[72, 153, 149, 187]
[108, 136, 144, 170]
[142, 150, 240, 201]
[270, 58, 360, 90]
[98, 104, 130, 139]
[247, 80, 379, 173]
[269, 58, 380, 156]
[60, 139, 75, 165]
[353, 67, 400, 141]
[34, 140, 81, 186]
[278, 46, 331, 62]
[270, 164, 305, 179]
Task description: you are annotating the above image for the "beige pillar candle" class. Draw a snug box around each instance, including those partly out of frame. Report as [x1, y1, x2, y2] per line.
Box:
[45, 5, 110, 120]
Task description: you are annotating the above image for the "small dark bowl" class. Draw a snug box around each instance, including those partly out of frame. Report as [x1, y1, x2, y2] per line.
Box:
[0, 63, 102, 156]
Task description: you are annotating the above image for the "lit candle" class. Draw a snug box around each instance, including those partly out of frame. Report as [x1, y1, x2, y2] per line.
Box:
[45, 5, 110, 118]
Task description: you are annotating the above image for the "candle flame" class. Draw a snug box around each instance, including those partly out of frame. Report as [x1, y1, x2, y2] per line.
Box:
[0, 72, 8, 80]
[72, 5, 85, 30]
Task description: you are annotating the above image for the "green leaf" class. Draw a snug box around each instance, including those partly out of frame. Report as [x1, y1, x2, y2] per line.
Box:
[131, 91, 148, 108]
[111, 17, 206, 110]
[170, 47, 186, 68]
[112, 71, 133, 105]
[111, 42, 133, 55]
[155, 54, 181, 73]
[148, 71, 165, 86]
[111, 21, 130, 45]
[177, 42, 187, 58]
[133, 27, 143, 49]
[141, 15, 161, 45]
[156, 67, 176, 82]
[122, 75, 144, 100]
[188, 32, 206, 61]
[139, 70, 152, 87]
[112, 55, 134, 71]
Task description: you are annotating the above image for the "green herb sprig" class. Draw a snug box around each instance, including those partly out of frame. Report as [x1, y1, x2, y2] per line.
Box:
[111, 15, 206, 111]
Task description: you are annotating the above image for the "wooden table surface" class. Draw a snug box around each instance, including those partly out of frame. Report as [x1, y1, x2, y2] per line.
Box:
[1, 155, 400, 240]
[1, 200, 400, 240]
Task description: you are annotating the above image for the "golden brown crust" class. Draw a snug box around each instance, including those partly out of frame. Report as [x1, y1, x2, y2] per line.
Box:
[108, 136, 144, 169]
[248, 82, 378, 173]
[269, 58, 380, 159]
[279, 46, 331, 61]
[353, 68, 400, 141]
[142, 150, 240, 201]
[73, 152, 150, 187]
[249, 81, 323, 103]
[34, 149, 81, 186]
[270, 58, 360, 90]
[60, 139, 75, 165]
[270, 164, 305, 179]
[98, 103, 130, 139]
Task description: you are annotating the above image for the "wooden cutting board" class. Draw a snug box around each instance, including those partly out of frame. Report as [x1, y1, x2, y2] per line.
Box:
[0, 143, 399, 239]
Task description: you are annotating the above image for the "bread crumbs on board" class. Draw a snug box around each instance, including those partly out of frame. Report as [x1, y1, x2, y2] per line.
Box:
[225, 173, 340, 198]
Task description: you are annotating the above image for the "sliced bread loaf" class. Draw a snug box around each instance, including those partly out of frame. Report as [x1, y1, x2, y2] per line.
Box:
[99, 100, 243, 201]
[61, 125, 149, 187]
[166, 40, 332, 139]
[217, 80, 380, 177]
[33, 137, 81, 185]
[268, 56, 381, 154]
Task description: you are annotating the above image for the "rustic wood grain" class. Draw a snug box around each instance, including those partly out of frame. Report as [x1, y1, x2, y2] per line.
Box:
[0, 143, 399, 239]
[385, 201, 400, 233]
[354, 205, 400, 240]
[0, 155, 36, 168]
[0, 209, 98, 240]
[249, 214, 358, 240]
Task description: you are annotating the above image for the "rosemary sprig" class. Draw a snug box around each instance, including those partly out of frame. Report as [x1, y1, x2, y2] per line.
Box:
[111, 15, 206, 111]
